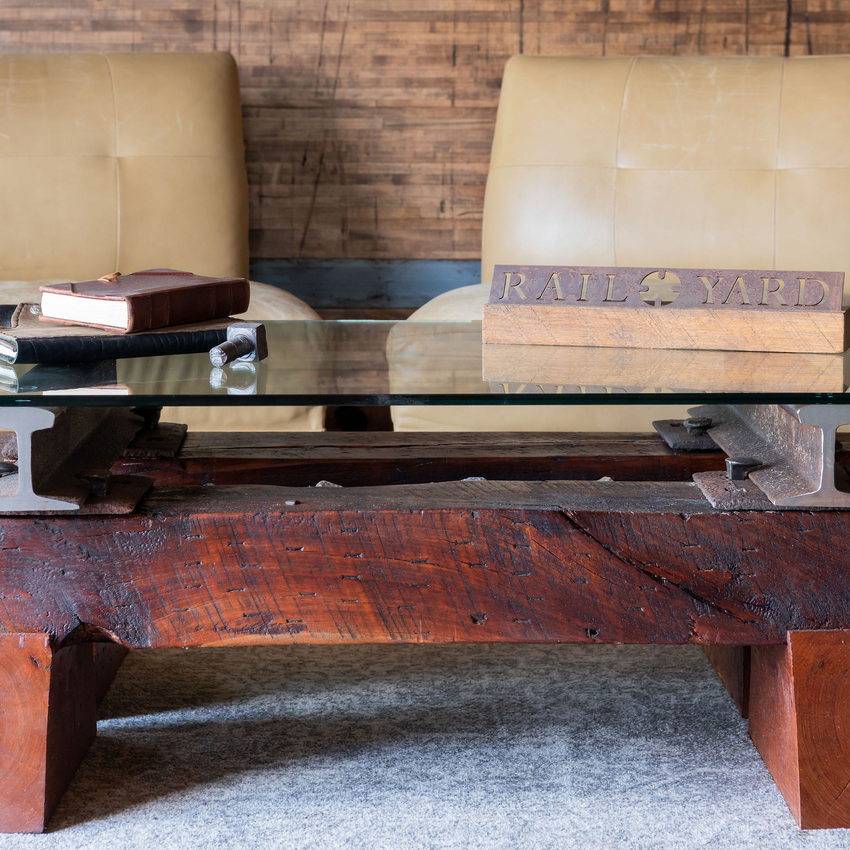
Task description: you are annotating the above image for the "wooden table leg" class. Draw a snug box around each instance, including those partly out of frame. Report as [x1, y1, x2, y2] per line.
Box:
[750, 631, 850, 829]
[0, 635, 98, 833]
[93, 644, 129, 706]
[704, 646, 750, 718]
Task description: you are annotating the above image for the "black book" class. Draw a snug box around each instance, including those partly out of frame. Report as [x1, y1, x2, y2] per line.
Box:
[0, 304, 231, 365]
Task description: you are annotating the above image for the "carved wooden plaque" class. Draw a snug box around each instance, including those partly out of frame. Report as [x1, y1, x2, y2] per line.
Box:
[482, 265, 849, 354]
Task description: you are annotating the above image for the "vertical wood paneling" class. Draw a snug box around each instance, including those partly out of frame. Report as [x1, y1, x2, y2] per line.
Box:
[0, 1, 848, 259]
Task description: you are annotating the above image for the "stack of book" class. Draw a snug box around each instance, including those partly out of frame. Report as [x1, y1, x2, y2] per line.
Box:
[0, 269, 249, 365]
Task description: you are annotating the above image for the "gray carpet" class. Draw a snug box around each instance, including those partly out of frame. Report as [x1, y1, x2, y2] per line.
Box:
[3, 644, 850, 850]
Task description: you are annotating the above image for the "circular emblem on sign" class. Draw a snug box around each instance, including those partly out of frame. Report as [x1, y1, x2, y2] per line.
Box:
[639, 270, 681, 307]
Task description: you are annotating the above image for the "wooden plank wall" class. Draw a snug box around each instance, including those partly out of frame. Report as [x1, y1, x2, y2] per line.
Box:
[1, 1, 849, 261]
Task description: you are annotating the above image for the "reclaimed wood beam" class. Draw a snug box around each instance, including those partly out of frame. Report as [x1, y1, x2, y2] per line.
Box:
[2, 481, 850, 649]
[113, 431, 727, 487]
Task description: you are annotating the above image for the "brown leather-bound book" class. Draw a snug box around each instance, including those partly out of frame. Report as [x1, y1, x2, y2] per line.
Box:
[39, 268, 251, 333]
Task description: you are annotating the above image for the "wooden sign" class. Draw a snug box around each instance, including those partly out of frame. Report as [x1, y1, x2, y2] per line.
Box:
[482, 266, 849, 354]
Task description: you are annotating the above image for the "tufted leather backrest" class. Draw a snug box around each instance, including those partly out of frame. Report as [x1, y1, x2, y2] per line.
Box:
[482, 55, 850, 293]
[0, 52, 248, 281]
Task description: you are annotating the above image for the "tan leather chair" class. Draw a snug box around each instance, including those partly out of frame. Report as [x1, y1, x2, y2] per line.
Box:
[391, 55, 850, 431]
[0, 52, 323, 431]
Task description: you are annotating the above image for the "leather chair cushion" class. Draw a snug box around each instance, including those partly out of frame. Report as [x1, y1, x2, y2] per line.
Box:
[482, 55, 850, 286]
[0, 53, 249, 282]
[393, 55, 850, 432]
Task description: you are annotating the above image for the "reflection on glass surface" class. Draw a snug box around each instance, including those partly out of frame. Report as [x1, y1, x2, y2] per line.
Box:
[0, 320, 846, 406]
[482, 344, 849, 395]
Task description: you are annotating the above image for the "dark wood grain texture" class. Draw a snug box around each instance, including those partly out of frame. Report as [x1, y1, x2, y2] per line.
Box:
[704, 646, 750, 717]
[93, 643, 129, 706]
[0, 635, 97, 833]
[1, 481, 850, 649]
[113, 431, 728, 487]
[749, 632, 850, 829]
[174, 431, 722, 458]
[1, 0, 845, 259]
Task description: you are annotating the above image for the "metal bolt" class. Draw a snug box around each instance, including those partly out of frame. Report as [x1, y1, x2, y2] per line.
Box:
[209, 334, 256, 367]
[209, 322, 268, 367]
[725, 457, 763, 481]
[684, 417, 712, 437]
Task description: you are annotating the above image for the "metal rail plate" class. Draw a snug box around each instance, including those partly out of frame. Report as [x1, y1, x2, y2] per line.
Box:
[691, 404, 850, 508]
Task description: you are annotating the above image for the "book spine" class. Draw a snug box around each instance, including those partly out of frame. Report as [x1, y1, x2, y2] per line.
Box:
[5, 326, 230, 365]
[125, 279, 251, 333]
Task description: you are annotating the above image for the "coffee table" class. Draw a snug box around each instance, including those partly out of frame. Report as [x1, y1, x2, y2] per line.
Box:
[2, 319, 850, 832]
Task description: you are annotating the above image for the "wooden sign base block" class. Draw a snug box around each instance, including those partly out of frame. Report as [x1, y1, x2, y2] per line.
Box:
[483, 304, 849, 354]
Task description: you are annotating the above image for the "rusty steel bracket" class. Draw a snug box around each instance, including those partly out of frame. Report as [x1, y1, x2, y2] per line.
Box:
[122, 408, 187, 459]
[0, 406, 153, 514]
[690, 404, 850, 508]
[693, 471, 791, 511]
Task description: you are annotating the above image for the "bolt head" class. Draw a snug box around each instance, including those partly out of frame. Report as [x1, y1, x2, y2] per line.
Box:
[684, 417, 712, 437]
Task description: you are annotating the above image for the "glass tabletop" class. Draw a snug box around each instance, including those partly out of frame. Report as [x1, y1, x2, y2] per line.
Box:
[0, 320, 848, 407]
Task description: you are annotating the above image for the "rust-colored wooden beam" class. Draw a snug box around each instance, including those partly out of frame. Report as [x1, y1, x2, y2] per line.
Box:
[6, 473, 850, 831]
[1, 481, 850, 649]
